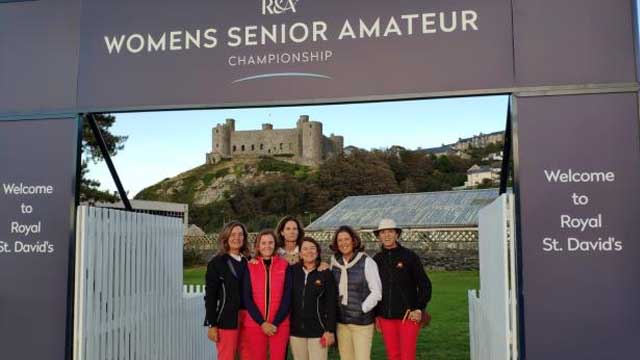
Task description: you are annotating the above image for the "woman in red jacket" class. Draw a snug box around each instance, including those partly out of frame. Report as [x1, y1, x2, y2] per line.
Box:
[242, 229, 292, 360]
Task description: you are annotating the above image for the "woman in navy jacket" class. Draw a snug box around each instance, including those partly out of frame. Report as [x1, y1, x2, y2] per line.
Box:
[289, 237, 337, 360]
[204, 221, 250, 360]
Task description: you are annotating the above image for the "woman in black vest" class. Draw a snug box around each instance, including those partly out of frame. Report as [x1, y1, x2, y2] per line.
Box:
[329, 226, 382, 360]
[204, 221, 250, 360]
[289, 236, 337, 360]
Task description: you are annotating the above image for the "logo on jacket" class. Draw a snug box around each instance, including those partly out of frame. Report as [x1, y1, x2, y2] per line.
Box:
[262, 0, 299, 15]
[314, 279, 323, 287]
[396, 261, 404, 269]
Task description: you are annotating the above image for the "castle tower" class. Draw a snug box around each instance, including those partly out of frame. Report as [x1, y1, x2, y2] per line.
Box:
[295, 115, 309, 157]
[225, 118, 235, 131]
[329, 134, 344, 154]
[301, 118, 323, 163]
[296, 114, 309, 127]
[212, 118, 234, 158]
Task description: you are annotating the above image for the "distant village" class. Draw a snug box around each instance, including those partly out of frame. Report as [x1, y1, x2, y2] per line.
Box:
[423, 131, 505, 188]
[345, 130, 505, 189]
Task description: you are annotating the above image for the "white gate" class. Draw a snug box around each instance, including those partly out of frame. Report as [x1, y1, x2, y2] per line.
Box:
[73, 206, 216, 360]
[468, 194, 518, 360]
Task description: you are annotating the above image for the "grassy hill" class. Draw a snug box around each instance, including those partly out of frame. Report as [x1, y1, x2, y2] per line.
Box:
[134, 157, 311, 205]
[134, 146, 506, 233]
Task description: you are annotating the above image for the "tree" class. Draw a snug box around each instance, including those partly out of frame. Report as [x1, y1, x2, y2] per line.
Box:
[477, 178, 498, 189]
[313, 150, 399, 208]
[79, 114, 128, 203]
[398, 150, 434, 192]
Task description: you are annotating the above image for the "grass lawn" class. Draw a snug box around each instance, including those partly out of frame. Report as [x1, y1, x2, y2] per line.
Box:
[185, 267, 478, 360]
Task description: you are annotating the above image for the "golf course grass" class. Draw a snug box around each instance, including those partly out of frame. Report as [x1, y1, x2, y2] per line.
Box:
[184, 267, 478, 360]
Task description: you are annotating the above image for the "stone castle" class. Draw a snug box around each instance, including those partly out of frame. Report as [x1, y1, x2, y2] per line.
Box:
[206, 115, 344, 166]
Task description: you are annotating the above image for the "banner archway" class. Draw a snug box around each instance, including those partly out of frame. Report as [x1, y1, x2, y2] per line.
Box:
[1, 1, 639, 359]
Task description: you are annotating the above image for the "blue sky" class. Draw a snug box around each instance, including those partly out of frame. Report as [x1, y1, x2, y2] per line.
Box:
[88, 95, 509, 196]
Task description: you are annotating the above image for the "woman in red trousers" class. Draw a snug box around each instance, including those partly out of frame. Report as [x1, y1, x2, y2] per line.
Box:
[204, 221, 250, 360]
[373, 219, 432, 360]
[242, 229, 292, 360]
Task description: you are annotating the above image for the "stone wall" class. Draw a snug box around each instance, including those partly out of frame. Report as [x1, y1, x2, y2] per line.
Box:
[185, 229, 478, 270]
[230, 128, 300, 157]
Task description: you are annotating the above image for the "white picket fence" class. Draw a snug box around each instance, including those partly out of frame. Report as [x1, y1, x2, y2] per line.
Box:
[468, 194, 518, 360]
[73, 206, 216, 360]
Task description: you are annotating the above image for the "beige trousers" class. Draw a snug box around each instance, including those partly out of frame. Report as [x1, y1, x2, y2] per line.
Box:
[336, 323, 374, 360]
[289, 336, 328, 360]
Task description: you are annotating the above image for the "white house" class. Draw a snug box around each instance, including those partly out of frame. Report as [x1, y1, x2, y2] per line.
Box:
[465, 164, 501, 187]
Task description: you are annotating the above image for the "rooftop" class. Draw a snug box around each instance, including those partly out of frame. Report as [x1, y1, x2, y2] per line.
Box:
[422, 145, 451, 154]
[468, 165, 493, 174]
[306, 188, 502, 231]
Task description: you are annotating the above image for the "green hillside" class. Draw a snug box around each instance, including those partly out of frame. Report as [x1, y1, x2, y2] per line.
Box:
[135, 146, 505, 233]
[135, 157, 310, 204]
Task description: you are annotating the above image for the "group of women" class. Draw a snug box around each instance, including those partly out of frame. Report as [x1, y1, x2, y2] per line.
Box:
[204, 216, 432, 360]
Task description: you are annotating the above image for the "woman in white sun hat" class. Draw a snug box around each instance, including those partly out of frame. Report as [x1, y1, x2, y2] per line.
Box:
[373, 219, 432, 360]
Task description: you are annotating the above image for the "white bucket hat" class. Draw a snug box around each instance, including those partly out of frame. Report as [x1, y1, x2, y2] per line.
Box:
[373, 218, 402, 237]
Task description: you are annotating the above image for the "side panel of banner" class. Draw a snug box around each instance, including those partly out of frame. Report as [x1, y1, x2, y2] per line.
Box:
[513, 92, 640, 359]
[0, 117, 79, 359]
[0, 0, 82, 115]
[512, 0, 636, 87]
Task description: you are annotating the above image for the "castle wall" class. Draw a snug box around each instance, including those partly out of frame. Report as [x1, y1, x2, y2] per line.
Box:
[229, 128, 300, 157]
[329, 135, 344, 154]
[322, 137, 333, 157]
[322, 136, 343, 158]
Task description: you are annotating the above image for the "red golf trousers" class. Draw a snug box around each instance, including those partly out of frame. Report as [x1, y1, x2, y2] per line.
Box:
[378, 318, 421, 360]
[240, 323, 290, 360]
[216, 328, 239, 360]
[216, 310, 248, 360]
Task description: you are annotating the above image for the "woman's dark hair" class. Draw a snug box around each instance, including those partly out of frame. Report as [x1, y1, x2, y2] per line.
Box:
[330, 225, 364, 254]
[217, 221, 250, 257]
[275, 216, 305, 249]
[254, 228, 278, 257]
[300, 236, 322, 267]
